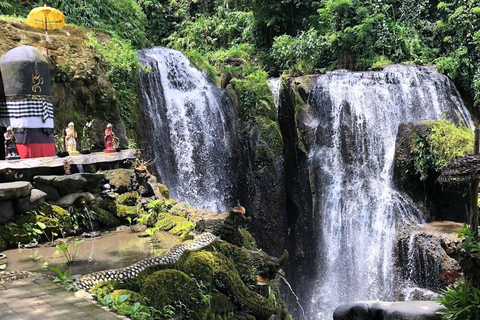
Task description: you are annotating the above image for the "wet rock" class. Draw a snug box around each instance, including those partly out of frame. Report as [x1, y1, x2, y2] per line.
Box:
[52, 174, 88, 196]
[33, 175, 56, 185]
[397, 222, 463, 294]
[81, 173, 105, 190]
[33, 183, 60, 201]
[0, 181, 32, 201]
[14, 189, 47, 214]
[56, 192, 96, 208]
[104, 169, 135, 194]
[0, 201, 15, 223]
[334, 301, 446, 320]
[393, 121, 469, 222]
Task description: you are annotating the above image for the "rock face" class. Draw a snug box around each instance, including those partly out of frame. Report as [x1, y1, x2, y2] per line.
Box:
[393, 121, 469, 222]
[396, 222, 463, 298]
[333, 301, 446, 320]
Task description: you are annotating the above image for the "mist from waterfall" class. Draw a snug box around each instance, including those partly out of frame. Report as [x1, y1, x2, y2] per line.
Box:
[138, 47, 238, 211]
[305, 65, 472, 319]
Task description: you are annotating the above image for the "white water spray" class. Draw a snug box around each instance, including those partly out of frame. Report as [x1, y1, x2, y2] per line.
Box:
[306, 65, 472, 319]
[138, 48, 237, 211]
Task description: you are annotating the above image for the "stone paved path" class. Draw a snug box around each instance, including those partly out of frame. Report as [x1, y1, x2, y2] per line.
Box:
[0, 278, 124, 320]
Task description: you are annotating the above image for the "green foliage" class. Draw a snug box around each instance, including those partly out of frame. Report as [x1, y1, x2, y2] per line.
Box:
[81, 119, 95, 151]
[230, 70, 283, 161]
[40, 0, 147, 47]
[88, 34, 140, 139]
[458, 224, 480, 258]
[167, 9, 255, 54]
[185, 51, 217, 84]
[411, 121, 473, 181]
[56, 240, 84, 264]
[437, 282, 480, 320]
[48, 267, 80, 290]
[102, 291, 151, 319]
[271, 29, 330, 74]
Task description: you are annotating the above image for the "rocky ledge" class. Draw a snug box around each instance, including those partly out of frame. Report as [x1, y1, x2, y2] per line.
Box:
[334, 301, 446, 320]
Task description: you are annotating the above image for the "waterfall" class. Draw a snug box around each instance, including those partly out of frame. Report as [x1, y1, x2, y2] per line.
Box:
[268, 78, 281, 110]
[138, 48, 238, 211]
[306, 65, 472, 319]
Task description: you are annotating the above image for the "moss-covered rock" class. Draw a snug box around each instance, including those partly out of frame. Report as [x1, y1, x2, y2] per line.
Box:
[117, 204, 141, 218]
[158, 183, 170, 199]
[181, 251, 275, 320]
[155, 214, 194, 240]
[210, 292, 237, 315]
[117, 192, 140, 206]
[215, 242, 258, 287]
[238, 228, 257, 250]
[38, 204, 74, 233]
[109, 289, 145, 306]
[91, 281, 125, 299]
[93, 207, 121, 228]
[140, 269, 206, 319]
[394, 120, 473, 221]
[97, 198, 117, 215]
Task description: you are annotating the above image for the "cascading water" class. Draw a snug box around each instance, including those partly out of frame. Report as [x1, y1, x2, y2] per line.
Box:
[138, 48, 238, 211]
[305, 65, 472, 319]
[268, 78, 281, 110]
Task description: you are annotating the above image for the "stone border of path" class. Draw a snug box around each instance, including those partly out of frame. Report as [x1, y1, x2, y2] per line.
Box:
[0, 278, 126, 320]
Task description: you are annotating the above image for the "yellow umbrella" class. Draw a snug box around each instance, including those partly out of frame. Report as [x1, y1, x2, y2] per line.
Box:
[26, 4, 65, 59]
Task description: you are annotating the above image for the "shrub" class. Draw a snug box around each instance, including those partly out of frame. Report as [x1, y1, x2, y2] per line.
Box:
[438, 282, 480, 320]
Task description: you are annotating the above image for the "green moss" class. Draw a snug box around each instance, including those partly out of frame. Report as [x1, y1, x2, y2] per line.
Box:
[210, 292, 237, 315]
[117, 204, 141, 218]
[117, 192, 140, 206]
[93, 207, 121, 227]
[155, 214, 195, 239]
[109, 289, 145, 305]
[90, 281, 124, 298]
[140, 269, 206, 319]
[216, 242, 258, 287]
[181, 251, 274, 319]
[186, 51, 217, 84]
[158, 184, 170, 199]
[238, 228, 256, 250]
[98, 198, 117, 212]
[412, 120, 473, 181]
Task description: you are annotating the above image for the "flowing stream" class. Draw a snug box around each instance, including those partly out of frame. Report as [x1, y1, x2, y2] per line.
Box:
[305, 65, 472, 318]
[138, 48, 238, 211]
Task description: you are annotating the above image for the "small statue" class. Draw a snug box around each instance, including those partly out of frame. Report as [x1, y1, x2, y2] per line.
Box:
[63, 158, 71, 175]
[65, 122, 79, 155]
[4, 126, 20, 160]
[104, 123, 116, 153]
[219, 201, 252, 247]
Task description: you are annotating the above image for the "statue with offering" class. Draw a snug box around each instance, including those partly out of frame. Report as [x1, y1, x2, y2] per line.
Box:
[65, 122, 79, 155]
[104, 123, 116, 153]
[4, 126, 20, 160]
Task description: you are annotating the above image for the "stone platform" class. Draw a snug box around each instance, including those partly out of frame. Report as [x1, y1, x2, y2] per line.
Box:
[0, 150, 136, 170]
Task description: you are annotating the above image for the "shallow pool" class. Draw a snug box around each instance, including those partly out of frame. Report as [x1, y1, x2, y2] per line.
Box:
[0, 229, 182, 276]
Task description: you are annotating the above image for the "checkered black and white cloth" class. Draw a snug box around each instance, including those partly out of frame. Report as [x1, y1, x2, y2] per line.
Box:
[0, 100, 54, 122]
